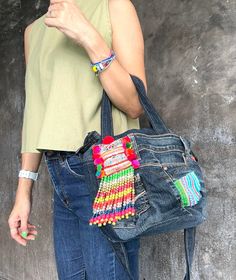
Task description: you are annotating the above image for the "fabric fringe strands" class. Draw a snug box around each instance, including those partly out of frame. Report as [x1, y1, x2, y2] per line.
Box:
[90, 135, 140, 227]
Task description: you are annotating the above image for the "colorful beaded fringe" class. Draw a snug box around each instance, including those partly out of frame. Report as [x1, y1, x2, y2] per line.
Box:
[174, 171, 202, 207]
[90, 135, 140, 227]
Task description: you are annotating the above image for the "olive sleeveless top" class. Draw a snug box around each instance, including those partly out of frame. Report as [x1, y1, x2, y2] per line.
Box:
[21, 0, 140, 153]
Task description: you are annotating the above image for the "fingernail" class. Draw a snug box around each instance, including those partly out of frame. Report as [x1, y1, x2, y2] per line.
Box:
[21, 231, 28, 238]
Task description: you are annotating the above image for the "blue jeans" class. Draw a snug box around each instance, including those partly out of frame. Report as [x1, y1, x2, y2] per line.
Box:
[44, 150, 140, 280]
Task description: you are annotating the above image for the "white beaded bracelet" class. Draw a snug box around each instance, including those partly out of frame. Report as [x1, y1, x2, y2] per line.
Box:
[18, 170, 39, 181]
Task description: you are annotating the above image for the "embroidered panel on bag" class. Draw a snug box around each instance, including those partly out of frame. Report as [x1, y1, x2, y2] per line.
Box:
[173, 171, 202, 207]
[90, 135, 140, 227]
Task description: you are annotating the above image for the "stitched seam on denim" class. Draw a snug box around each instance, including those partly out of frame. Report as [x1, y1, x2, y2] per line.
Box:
[134, 173, 151, 217]
[136, 204, 151, 217]
[54, 159, 73, 209]
[139, 144, 184, 150]
[162, 168, 182, 204]
[143, 216, 183, 229]
[120, 243, 133, 280]
[46, 161, 69, 208]
[64, 157, 85, 178]
[134, 190, 146, 202]
[133, 132, 181, 139]
[139, 147, 185, 154]
[135, 174, 148, 193]
[135, 194, 150, 216]
[140, 162, 186, 169]
[112, 248, 116, 280]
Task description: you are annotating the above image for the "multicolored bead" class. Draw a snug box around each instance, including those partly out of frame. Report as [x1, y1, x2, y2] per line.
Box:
[89, 134, 140, 226]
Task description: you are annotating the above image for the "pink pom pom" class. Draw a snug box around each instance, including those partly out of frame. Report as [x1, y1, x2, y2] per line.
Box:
[92, 145, 101, 154]
[94, 158, 103, 165]
[132, 159, 140, 169]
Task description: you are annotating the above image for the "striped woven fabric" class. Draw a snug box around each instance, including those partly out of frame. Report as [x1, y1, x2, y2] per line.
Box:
[174, 171, 202, 207]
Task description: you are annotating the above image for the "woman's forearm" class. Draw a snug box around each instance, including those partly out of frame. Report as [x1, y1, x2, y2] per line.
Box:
[82, 31, 144, 119]
[15, 153, 43, 201]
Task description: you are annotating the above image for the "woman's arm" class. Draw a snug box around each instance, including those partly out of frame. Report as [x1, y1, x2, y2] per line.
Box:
[8, 23, 40, 246]
[44, 0, 147, 119]
[17, 22, 43, 197]
[83, 0, 146, 119]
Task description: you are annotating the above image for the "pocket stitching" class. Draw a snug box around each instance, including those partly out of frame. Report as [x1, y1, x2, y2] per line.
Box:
[134, 173, 151, 216]
[46, 160, 70, 207]
[64, 157, 85, 178]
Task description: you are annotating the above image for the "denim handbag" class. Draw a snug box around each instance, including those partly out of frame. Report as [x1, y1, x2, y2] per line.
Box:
[75, 74, 207, 280]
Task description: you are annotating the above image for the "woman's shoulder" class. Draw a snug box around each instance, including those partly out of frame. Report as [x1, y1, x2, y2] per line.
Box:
[24, 13, 47, 43]
[25, 13, 47, 33]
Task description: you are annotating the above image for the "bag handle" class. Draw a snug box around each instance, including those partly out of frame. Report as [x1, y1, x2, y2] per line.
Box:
[101, 74, 171, 138]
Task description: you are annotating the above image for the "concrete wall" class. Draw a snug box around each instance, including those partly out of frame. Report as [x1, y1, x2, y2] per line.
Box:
[1, 0, 235, 279]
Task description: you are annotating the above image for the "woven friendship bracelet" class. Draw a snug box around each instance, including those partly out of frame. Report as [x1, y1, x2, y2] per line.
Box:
[90, 50, 116, 76]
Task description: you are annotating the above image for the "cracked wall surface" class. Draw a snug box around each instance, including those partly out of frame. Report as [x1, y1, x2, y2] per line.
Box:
[0, 0, 235, 279]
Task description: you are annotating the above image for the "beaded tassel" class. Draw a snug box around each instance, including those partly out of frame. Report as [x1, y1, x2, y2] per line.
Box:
[89, 135, 140, 227]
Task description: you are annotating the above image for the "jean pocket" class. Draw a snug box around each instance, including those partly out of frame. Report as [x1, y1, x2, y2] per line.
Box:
[64, 154, 85, 178]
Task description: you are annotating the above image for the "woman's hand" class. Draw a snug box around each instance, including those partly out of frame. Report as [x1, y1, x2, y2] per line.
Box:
[44, 0, 97, 47]
[8, 192, 37, 246]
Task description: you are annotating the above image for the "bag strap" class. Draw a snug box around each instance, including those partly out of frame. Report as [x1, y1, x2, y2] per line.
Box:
[101, 74, 171, 138]
[184, 227, 196, 280]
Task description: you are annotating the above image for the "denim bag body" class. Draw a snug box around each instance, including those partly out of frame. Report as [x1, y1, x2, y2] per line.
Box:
[75, 74, 207, 280]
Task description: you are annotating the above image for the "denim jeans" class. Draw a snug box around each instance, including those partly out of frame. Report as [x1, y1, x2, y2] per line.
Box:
[44, 150, 140, 280]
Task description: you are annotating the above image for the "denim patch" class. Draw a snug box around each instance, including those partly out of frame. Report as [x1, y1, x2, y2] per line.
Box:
[173, 171, 202, 207]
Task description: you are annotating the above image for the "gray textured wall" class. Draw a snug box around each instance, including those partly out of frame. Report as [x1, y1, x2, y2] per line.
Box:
[1, 0, 235, 279]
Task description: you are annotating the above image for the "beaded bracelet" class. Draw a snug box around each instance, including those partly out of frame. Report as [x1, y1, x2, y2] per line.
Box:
[90, 50, 116, 76]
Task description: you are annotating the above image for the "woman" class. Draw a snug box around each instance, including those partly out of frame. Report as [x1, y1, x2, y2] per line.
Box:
[8, 0, 147, 279]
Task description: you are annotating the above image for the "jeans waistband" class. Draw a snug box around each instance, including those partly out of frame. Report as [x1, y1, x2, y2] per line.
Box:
[44, 150, 76, 160]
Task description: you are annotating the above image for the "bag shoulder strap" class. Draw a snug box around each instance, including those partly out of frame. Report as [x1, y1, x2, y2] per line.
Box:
[184, 227, 196, 280]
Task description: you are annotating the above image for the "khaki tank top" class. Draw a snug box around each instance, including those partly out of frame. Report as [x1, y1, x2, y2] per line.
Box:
[21, 0, 140, 154]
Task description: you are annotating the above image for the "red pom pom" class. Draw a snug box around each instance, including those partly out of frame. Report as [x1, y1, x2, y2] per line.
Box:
[125, 148, 134, 156]
[102, 135, 115, 144]
[122, 136, 131, 144]
[92, 153, 100, 160]
[127, 153, 137, 161]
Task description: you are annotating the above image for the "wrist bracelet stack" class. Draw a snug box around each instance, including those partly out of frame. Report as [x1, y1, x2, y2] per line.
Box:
[90, 50, 116, 76]
[18, 169, 39, 181]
